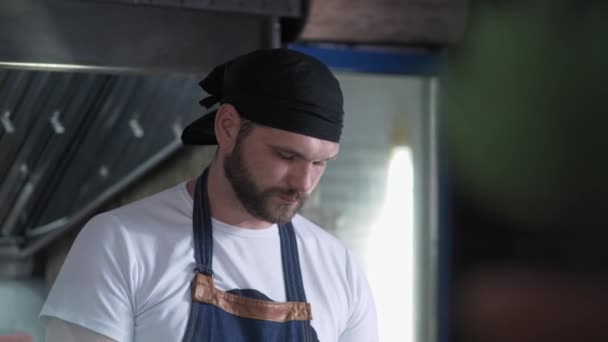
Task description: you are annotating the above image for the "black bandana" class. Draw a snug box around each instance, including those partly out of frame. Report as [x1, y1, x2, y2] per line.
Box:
[182, 49, 344, 145]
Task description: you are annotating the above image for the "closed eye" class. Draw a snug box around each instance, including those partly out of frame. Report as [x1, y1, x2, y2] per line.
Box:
[272, 145, 337, 166]
[278, 152, 296, 160]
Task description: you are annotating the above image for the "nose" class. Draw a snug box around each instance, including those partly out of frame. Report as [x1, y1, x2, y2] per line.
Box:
[286, 162, 317, 194]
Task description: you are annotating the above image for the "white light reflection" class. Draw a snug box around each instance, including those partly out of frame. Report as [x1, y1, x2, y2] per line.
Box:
[366, 146, 415, 342]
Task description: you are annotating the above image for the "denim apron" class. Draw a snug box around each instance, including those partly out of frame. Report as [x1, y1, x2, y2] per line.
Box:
[182, 168, 318, 342]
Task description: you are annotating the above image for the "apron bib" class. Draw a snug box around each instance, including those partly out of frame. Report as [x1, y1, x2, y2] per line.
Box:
[182, 168, 318, 342]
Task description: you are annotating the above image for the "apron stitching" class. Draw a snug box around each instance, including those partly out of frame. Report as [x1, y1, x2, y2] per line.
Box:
[184, 301, 199, 342]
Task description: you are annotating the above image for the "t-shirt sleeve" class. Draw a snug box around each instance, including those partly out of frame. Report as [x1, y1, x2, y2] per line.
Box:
[339, 251, 379, 342]
[40, 213, 135, 342]
[46, 317, 117, 342]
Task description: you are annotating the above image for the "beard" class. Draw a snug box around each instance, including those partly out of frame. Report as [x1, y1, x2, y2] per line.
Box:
[223, 142, 308, 224]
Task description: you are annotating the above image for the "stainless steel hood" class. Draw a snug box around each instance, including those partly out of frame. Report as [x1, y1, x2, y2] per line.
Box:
[0, 0, 299, 263]
[0, 70, 203, 259]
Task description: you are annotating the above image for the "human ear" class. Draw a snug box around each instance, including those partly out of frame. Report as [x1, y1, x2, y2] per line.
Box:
[214, 103, 241, 152]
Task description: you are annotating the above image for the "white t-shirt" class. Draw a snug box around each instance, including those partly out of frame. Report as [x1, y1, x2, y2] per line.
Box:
[40, 182, 377, 342]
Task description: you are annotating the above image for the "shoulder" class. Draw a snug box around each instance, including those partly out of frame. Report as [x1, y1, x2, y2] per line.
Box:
[111, 182, 191, 226]
[75, 211, 128, 248]
[71, 182, 192, 262]
[81, 182, 191, 238]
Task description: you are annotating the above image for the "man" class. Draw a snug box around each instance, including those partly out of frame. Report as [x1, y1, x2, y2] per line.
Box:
[41, 49, 378, 341]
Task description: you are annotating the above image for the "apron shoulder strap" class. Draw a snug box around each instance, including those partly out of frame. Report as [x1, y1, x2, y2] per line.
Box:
[192, 168, 213, 276]
[279, 222, 307, 303]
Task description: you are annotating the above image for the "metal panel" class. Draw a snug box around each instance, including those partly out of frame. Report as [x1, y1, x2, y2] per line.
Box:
[0, 73, 73, 227]
[0, 0, 276, 74]
[0, 70, 203, 258]
[25, 75, 115, 230]
[58, 76, 141, 218]
[89, 0, 301, 18]
[3, 74, 106, 235]
[0, 71, 36, 178]
[0, 71, 52, 230]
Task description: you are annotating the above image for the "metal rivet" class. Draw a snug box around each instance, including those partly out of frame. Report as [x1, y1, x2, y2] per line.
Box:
[99, 166, 109, 179]
[19, 164, 29, 177]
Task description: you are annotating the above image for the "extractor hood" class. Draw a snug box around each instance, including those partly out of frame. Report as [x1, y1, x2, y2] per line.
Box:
[0, 0, 300, 264]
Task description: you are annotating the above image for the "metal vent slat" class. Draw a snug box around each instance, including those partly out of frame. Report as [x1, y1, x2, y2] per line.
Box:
[0, 73, 72, 233]
[64, 77, 140, 214]
[0, 68, 203, 255]
[43, 75, 136, 224]
[1, 72, 51, 175]
[0, 71, 35, 173]
[111, 77, 183, 180]
[0, 71, 52, 234]
[30, 75, 117, 229]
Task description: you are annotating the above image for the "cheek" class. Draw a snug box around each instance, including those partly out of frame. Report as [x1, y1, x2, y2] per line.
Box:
[252, 158, 290, 185]
[310, 166, 326, 186]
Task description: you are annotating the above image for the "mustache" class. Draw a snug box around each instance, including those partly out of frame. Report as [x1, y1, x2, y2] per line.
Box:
[267, 188, 309, 202]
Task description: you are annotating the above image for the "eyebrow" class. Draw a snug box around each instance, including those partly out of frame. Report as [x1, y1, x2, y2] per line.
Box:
[271, 145, 338, 162]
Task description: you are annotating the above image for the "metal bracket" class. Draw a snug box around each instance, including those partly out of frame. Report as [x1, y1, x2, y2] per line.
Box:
[129, 118, 144, 138]
[1, 110, 15, 133]
[49, 110, 65, 134]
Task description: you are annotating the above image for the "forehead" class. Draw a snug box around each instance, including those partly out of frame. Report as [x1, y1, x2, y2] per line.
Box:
[249, 124, 340, 159]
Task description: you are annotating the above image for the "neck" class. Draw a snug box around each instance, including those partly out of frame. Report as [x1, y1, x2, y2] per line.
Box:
[186, 161, 274, 229]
